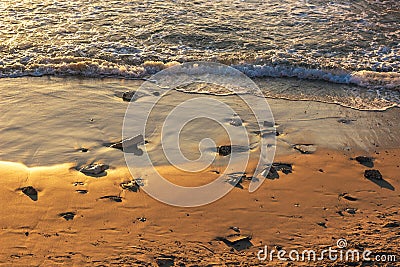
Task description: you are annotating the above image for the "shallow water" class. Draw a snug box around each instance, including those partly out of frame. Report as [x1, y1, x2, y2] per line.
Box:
[1, 77, 399, 167]
[0, 0, 399, 109]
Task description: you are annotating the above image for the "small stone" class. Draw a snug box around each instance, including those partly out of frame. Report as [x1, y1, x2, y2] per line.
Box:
[230, 226, 240, 233]
[340, 193, 358, 202]
[346, 208, 357, 215]
[25, 232, 29, 236]
[20, 186, 38, 201]
[80, 147, 88, 152]
[122, 91, 135, 101]
[364, 170, 383, 180]
[79, 163, 109, 176]
[120, 180, 140, 192]
[272, 163, 292, 174]
[137, 217, 147, 222]
[293, 144, 317, 154]
[76, 190, 88, 194]
[354, 156, 374, 167]
[229, 118, 243, 127]
[337, 118, 352, 124]
[265, 166, 279, 179]
[110, 135, 145, 151]
[219, 234, 252, 244]
[217, 145, 231, 156]
[59, 212, 76, 221]
[99, 196, 122, 202]
[317, 222, 327, 228]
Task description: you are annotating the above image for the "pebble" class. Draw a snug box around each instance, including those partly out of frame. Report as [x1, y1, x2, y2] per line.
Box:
[80, 163, 109, 176]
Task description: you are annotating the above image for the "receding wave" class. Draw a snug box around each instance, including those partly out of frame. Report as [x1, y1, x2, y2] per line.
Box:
[1, 57, 399, 92]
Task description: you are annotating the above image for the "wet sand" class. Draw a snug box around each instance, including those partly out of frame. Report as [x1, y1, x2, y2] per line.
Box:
[0, 77, 399, 266]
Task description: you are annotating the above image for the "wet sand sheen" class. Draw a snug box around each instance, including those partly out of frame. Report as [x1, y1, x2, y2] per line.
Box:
[0, 77, 399, 265]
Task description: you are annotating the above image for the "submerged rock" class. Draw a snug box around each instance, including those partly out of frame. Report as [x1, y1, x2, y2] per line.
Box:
[122, 91, 135, 101]
[263, 121, 275, 127]
[364, 169, 382, 180]
[80, 163, 109, 176]
[229, 118, 243, 127]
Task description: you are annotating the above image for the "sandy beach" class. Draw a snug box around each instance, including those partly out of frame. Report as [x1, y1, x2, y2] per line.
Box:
[0, 77, 399, 266]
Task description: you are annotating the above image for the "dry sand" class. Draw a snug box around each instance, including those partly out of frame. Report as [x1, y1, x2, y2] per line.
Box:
[0, 77, 399, 266]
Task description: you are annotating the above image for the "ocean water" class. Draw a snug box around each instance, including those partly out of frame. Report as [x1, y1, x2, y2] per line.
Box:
[0, 0, 399, 110]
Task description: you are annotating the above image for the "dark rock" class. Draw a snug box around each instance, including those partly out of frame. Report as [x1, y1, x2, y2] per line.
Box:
[338, 119, 352, 124]
[76, 190, 88, 194]
[293, 144, 317, 154]
[364, 170, 382, 180]
[99, 196, 122, 202]
[229, 118, 243, 127]
[265, 166, 279, 179]
[20, 186, 38, 201]
[156, 256, 175, 267]
[72, 182, 84, 186]
[121, 91, 148, 102]
[120, 180, 140, 192]
[122, 91, 135, 101]
[220, 234, 251, 244]
[59, 212, 76, 221]
[226, 173, 245, 188]
[272, 163, 292, 174]
[317, 222, 327, 228]
[346, 208, 357, 215]
[79, 163, 109, 176]
[217, 145, 231, 156]
[80, 147, 88, 153]
[340, 193, 358, 202]
[353, 156, 374, 167]
[137, 217, 147, 222]
[230, 226, 240, 233]
[110, 134, 145, 151]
